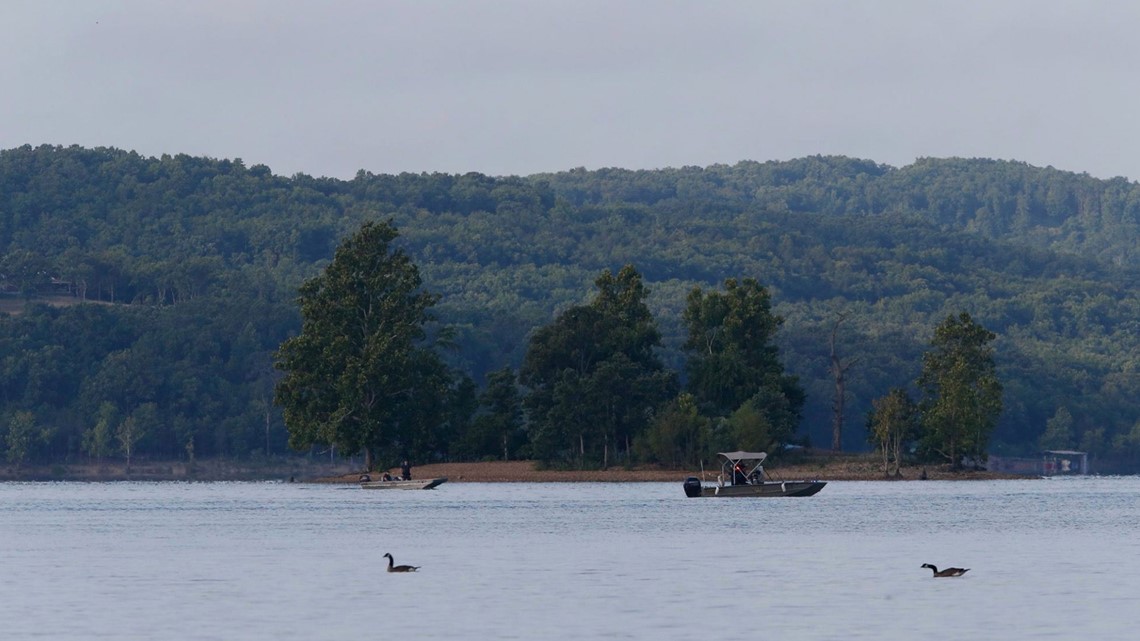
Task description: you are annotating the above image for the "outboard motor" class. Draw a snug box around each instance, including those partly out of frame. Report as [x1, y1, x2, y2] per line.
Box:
[683, 477, 703, 498]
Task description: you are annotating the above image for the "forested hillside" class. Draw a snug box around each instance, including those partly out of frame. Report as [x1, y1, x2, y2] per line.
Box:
[3, 145, 1140, 469]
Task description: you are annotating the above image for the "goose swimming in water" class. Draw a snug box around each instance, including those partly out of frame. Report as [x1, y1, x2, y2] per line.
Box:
[384, 553, 420, 573]
[921, 563, 969, 577]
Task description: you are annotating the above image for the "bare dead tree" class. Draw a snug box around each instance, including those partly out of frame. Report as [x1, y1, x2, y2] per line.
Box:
[830, 313, 858, 451]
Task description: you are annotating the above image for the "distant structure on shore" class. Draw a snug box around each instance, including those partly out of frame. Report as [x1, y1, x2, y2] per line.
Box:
[988, 450, 1089, 476]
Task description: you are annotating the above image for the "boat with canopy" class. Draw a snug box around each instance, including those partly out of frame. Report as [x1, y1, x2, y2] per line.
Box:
[683, 451, 825, 497]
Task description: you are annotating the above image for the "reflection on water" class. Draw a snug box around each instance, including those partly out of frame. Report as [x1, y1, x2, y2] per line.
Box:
[1, 477, 1137, 640]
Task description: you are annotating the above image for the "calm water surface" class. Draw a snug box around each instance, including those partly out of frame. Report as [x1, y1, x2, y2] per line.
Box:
[1, 477, 1137, 640]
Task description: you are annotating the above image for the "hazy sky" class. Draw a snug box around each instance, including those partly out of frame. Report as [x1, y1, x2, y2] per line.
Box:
[4, 1, 1138, 180]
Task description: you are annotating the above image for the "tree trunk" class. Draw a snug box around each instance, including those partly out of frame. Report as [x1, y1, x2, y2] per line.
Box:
[832, 369, 845, 451]
[890, 431, 902, 477]
[829, 314, 855, 451]
[603, 434, 609, 470]
[364, 446, 374, 472]
[949, 431, 958, 471]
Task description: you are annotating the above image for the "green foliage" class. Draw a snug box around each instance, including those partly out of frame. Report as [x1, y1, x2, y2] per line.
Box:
[5, 411, 39, 466]
[868, 388, 918, 476]
[1, 250, 53, 297]
[636, 393, 709, 468]
[116, 415, 143, 472]
[458, 367, 525, 461]
[917, 313, 1003, 469]
[82, 401, 117, 463]
[682, 277, 804, 451]
[726, 401, 773, 452]
[274, 220, 451, 471]
[6, 145, 1140, 469]
[1111, 420, 1140, 467]
[1080, 426, 1107, 457]
[521, 266, 678, 467]
[1039, 406, 1074, 451]
[437, 373, 478, 460]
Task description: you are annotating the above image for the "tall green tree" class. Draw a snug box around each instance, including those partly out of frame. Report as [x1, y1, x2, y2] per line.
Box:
[917, 312, 1003, 469]
[274, 220, 451, 471]
[461, 367, 525, 461]
[682, 277, 804, 450]
[829, 312, 857, 451]
[521, 265, 677, 466]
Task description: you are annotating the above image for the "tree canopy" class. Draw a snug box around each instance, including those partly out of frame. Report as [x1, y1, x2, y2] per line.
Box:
[274, 220, 450, 471]
[917, 312, 1003, 469]
[682, 278, 804, 453]
[520, 265, 677, 467]
[868, 388, 918, 477]
[4, 145, 1140, 470]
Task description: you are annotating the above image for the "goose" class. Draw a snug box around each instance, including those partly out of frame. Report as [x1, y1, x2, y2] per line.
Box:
[384, 553, 420, 573]
[921, 563, 969, 577]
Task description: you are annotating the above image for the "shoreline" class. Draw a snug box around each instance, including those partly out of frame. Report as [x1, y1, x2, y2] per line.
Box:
[0, 456, 1032, 483]
[317, 458, 1031, 484]
[0, 458, 355, 483]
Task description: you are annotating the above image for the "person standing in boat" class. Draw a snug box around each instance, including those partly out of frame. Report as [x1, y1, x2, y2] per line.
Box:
[401, 459, 412, 480]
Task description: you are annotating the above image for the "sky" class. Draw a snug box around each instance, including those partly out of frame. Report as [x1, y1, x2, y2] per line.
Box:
[3, 1, 1139, 181]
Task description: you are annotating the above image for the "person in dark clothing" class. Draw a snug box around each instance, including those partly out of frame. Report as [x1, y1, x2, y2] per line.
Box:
[401, 460, 412, 480]
[733, 464, 747, 485]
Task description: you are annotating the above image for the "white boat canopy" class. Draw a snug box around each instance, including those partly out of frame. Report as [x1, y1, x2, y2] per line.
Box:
[718, 451, 768, 463]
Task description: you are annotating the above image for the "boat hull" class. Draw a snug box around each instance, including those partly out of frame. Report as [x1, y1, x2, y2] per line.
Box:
[693, 480, 826, 497]
[360, 477, 447, 490]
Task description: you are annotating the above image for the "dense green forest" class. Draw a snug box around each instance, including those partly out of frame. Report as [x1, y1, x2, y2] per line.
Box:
[3, 144, 1140, 470]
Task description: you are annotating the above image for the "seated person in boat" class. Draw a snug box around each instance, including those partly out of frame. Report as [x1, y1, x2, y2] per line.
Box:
[381, 472, 393, 482]
[733, 464, 748, 485]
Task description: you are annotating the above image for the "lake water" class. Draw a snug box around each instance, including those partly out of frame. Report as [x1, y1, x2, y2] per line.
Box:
[1, 477, 1137, 640]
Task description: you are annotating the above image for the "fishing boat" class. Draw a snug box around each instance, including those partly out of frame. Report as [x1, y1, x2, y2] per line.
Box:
[359, 474, 447, 490]
[683, 451, 825, 497]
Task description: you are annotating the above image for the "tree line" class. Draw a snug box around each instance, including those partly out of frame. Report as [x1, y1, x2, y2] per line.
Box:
[2, 145, 1140, 470]
[275, 220, 1002, 472]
